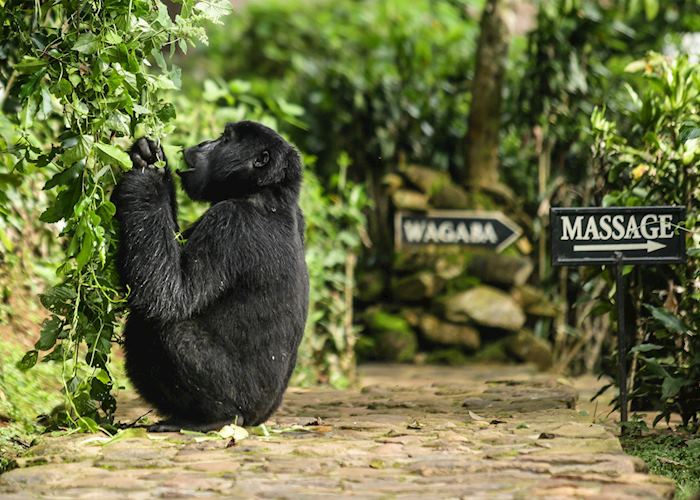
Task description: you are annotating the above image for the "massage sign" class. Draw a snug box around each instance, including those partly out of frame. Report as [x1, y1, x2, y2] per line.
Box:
[551, 206, 686, 428]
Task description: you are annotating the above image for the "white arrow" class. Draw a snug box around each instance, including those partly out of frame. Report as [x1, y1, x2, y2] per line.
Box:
[573, 240, 667, 253]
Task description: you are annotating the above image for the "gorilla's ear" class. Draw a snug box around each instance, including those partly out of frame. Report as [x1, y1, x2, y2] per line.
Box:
[255, 148, 301, 188]
[253, 151, 270, 168]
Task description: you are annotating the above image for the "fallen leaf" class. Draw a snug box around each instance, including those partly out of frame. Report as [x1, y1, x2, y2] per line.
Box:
[468, 410, 486, 421]
[407, 420, 424, 430]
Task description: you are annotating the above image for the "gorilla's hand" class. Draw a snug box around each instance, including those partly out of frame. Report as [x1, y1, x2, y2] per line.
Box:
[130, 137, 166, 169]
[113, 138, 175, 209]
[129, 137, 173, 187]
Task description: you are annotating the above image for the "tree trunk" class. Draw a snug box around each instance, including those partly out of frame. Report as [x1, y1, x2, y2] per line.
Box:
[461, 0, 511, 188]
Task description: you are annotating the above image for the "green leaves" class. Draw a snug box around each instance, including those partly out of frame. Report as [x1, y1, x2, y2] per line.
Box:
[16, 351, 38, 372]
[194, 0, 233, 24]
[94, 143, 132, 170]
[35, 316, 63, 351]
[14, 56, 47, 74]
[72, 34, 99, 54]
[591, 53, 700, 428]
[661, 376, 687, 400]
[645, 305, 687, 335]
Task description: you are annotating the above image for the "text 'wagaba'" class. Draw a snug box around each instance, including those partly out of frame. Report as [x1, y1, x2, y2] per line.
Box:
[395, 211, 522, 252]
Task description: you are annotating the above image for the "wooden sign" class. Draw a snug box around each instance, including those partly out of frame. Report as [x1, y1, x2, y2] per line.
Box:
[550, 205, 686, 428]
[395, 210, 522, 252]
[551, 206, 686, 266]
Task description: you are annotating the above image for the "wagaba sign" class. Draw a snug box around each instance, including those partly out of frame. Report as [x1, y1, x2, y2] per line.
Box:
[551, 206, 686, 266]
[395, 210, 522, 252]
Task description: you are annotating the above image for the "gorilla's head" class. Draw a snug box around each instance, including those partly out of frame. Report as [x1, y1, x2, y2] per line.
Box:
[179, 121, 302, 202]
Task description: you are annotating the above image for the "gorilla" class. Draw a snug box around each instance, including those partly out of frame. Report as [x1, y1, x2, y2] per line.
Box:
[112, 121, 309, 432]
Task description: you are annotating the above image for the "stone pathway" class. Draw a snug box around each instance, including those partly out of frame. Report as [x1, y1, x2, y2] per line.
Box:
[0, 364, 675, 499]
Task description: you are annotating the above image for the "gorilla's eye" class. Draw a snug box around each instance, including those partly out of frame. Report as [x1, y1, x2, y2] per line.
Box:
[254, 150, 270, 168]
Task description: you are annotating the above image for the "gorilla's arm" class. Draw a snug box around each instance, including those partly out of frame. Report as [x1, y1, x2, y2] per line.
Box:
[112, 139, 258, 323]
[114, 171, 262, 323]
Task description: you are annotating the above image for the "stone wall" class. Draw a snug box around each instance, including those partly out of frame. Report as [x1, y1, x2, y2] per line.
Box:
[356, 165, 559, 370]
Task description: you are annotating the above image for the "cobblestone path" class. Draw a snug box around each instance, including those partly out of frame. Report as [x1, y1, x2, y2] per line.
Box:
[0, 364, 675, 499]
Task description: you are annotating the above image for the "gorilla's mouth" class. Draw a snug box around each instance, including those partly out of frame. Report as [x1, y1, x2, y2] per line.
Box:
[177, 168, 195, 177]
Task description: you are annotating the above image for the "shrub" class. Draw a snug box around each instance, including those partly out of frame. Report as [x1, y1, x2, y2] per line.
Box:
[591, 53, 700, 428]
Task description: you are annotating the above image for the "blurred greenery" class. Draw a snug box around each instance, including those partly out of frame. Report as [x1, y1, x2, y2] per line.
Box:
[183, 0, 481, 254]
[0, 341, 62, 473]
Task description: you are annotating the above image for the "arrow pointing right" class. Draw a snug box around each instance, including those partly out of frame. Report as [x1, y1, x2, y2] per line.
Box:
[573, 240, 667, 253]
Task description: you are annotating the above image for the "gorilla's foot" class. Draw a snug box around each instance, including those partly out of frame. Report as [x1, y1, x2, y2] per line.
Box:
[147, 417, 244, 433]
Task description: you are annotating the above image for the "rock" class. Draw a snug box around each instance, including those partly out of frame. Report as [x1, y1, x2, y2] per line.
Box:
[381, 173, 404, 194]
[429, 183, 471, 209]
[391, 271, 443, 301]
[393, 249, 432, 272]
[391, 189, 429, 211]
[393, 248, 470, 275]
[525, 301, 560, 318]
[418, 314, 480, 350]
[512, 285, 559, 318]
[434, 253, 469, 280]
[362, 309, 417, 363]
[425, 348, 471, 366]
[355, 269, 386, 302]
[462, 379, 577, 413]
[435, 285, 526, 331]
[473, 339, 511, 363]
[375, 329, 418, 363]
[400, 164, 451, 194]
[400, 308, 421, 328]
[505, 330, 553, 370]
[511, 284, 544, 308]
[443, 274, 480, 293]
[466, 253, 533, 287]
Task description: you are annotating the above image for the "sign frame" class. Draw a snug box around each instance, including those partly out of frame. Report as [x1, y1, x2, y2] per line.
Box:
[550, 206, 686, 266]
[394, 209, 522, 253]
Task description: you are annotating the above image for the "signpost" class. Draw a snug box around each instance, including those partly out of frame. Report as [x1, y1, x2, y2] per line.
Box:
[395, 210, 522, 252]
[551, 206, 686, 426]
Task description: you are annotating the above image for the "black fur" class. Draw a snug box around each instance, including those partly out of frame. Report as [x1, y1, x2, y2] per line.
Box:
[112, 121, 309, 430]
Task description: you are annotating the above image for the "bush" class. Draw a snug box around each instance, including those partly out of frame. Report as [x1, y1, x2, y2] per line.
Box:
[591, 53, 700, 428]
[0, 0, 231, 429]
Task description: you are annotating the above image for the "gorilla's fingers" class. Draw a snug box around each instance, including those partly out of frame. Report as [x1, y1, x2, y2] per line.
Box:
[131, 155, 147, 169]
[145, 138, 164, 163]
[135, 138, 152, 160]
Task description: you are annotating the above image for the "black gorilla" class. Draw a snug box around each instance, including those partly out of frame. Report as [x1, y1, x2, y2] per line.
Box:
[112, 121, 309, 431]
